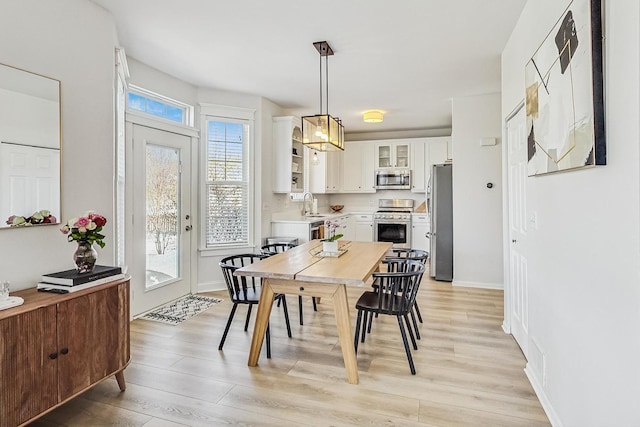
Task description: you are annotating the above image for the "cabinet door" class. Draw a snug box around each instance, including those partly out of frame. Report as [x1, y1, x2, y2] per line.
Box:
[412, 223, 430, 251]
[0, 306, 58, 426]
[342, 144, 363, 192]
[395, 143, 410, 168]
[326, 151, 341, 192]
[57, 284, 129, 400]
[411, 141, 426, 193]
[355, 221, 374, 242]
[376, 144, 392, 168]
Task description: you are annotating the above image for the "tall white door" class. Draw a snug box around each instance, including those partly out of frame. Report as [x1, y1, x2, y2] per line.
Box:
[129, 125, 192, 316]
[506, 105, 529, 357]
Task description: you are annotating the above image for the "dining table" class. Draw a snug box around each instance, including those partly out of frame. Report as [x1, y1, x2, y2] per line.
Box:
[235, 239, 392, 384]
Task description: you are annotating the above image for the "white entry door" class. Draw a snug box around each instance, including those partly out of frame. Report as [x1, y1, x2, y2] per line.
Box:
[130, 124, 192, 317]
[506, 105, 529, 357]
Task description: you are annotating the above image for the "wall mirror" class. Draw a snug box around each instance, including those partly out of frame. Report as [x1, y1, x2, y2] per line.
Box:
[0, 63, 61, 229]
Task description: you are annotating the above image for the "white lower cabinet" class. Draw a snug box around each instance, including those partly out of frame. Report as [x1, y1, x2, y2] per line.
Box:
[411, 214, 430, 251]
[352, 213, 373, 242]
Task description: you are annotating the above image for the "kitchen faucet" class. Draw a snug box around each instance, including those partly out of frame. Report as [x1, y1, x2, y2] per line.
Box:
[301, 192, 314, 216]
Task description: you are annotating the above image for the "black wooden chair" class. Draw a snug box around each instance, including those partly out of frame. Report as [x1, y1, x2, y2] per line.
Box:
[261, 243, 318, 325]
[368, 248, 428, 338]
[354, 259, 425, 374]
[219, 254, 292, 358]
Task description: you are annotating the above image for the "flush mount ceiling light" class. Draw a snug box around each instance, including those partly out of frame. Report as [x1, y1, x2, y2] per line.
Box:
[363, 110, 384, 123]
[302, 41, 344, 152]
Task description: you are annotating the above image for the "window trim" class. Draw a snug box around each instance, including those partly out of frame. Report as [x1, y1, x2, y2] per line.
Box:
[127, 84, 194, 127]
[199, 104, 256, 253]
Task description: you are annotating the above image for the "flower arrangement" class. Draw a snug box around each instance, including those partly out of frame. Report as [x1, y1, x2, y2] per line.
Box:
[60, 211, 108, 248]
[322, 220, 344, 242]
[6, 210, 57, 226]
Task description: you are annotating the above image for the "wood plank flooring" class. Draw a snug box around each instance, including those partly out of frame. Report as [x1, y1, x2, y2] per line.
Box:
[31, 276, 549, 426]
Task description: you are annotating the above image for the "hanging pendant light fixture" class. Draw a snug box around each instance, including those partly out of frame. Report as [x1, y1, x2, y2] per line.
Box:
[302, 41, 344, 152]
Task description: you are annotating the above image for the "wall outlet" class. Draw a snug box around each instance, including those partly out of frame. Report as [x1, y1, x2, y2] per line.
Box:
[290, 192, 305, 201]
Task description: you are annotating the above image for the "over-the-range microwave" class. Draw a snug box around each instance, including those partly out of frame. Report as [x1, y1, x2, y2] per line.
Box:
[375, 170, 411, 190]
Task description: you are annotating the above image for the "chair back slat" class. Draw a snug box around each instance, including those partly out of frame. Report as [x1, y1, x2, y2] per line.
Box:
[219, 254, 266, 301]
[371, 260, 424, 315]
[261, 243, 296, 256]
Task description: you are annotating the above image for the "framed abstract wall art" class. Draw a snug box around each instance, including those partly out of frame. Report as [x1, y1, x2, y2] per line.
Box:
[525, 0, 605, 176]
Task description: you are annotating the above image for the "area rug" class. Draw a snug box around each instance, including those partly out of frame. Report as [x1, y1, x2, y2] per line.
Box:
[140, 295, 222, 325]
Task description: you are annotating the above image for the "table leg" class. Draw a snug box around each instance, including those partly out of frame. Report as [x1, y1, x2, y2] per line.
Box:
[248, 278, 275, 366]
[332, 284, 359, 384]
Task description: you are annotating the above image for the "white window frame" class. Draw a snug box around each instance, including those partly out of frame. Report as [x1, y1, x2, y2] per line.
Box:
[199, 103, 256, 253]
[127, 84, 194, 127]
[114, 47, 129, 269]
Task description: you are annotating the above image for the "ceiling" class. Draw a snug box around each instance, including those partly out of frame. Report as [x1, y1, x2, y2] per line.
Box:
[90, 0, 526, 134]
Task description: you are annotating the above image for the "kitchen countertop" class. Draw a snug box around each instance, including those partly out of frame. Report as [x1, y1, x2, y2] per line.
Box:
[271, 211, 351, 224]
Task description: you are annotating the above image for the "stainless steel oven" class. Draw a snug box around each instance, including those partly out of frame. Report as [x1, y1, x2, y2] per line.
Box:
[373, 199, 413, 249]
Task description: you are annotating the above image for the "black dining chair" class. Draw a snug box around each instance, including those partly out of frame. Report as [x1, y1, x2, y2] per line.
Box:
[354, 259, 425, 374]
[261, 243, 318, 326]
[219, 254, 292, 358]
[368, 248, 428, 339]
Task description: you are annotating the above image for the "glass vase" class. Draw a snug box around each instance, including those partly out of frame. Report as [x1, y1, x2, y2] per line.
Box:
[74, 240, 97, 273]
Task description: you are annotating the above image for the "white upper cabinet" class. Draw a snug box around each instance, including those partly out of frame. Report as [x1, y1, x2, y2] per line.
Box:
[309, 150, 341, 193]
[411, 137, 451, 193]
[272, 116, 305, 193]
[341, 142, 375, 193]
[375, 141, 410, 169]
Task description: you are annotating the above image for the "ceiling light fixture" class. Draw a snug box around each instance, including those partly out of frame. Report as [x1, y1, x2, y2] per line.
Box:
[363, 110, 384, 123]
[302, 41, 344, 152]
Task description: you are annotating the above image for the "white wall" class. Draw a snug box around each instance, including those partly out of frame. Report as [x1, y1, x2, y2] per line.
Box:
[452, 94, 503, 288]
[0, 0, 118, 290]
[502, 1, 640, 425]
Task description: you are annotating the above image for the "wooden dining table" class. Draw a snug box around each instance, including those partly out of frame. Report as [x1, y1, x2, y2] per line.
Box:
[235, 240, 392, 384]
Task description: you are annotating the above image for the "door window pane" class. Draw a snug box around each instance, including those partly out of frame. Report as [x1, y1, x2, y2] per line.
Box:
[146, 144, 180, 287]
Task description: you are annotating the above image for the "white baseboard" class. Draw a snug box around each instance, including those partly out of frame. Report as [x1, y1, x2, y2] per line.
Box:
[197, 281, 226, 293]
[501, 321, 510, 334]
[524, 363, 562, 427]
[452, 280, 503, 290]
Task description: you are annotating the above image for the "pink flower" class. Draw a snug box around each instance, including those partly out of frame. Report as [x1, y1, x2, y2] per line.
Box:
[76, 217, 90, 227]
[60, 225, 69, 234]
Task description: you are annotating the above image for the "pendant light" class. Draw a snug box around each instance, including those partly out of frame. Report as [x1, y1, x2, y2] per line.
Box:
[302, 41, 344, 152]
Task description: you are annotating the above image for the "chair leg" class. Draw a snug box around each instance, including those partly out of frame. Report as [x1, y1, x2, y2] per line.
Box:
[244, 304, 253, 331]
[312, 297, 318, 311]
[366, 309, 374, 334]
[298, 295, 304, 325]
[410, 309, 421, 340]
[280, 295, 292, 338]
[397, 315, 416, 375]
[266, 322, 271, 359]
[354, 309, 363, 354]
[404, 314, 418, 350]
[218, 303, 238, 350]
[414, 302, 423, 323]
[360, 311, 369, 343]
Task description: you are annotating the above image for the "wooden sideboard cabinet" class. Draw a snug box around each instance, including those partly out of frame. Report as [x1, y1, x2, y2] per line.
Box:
[0, 277, 130, 427]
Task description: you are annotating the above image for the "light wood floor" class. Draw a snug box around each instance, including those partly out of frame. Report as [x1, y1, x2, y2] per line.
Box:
[32, 275, 550, 426]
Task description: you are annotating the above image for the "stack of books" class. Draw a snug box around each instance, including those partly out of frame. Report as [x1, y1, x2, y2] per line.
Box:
[37, 265, 124, 294]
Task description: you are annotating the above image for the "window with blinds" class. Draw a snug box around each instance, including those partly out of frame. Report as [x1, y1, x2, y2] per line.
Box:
[204, 119, 249, 247]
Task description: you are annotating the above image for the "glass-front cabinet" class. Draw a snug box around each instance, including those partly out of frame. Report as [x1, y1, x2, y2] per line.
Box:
[375, 141, 410, 169]
[273, 116, 304, 193]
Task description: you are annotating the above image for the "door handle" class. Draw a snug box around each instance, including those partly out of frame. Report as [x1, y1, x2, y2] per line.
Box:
[185, 225, 193, 231]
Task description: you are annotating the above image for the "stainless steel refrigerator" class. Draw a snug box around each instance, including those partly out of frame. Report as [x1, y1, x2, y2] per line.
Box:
[428, 164, 453, 281]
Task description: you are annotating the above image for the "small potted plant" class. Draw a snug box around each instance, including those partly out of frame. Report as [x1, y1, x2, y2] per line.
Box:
[322, 220, 343, 254]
